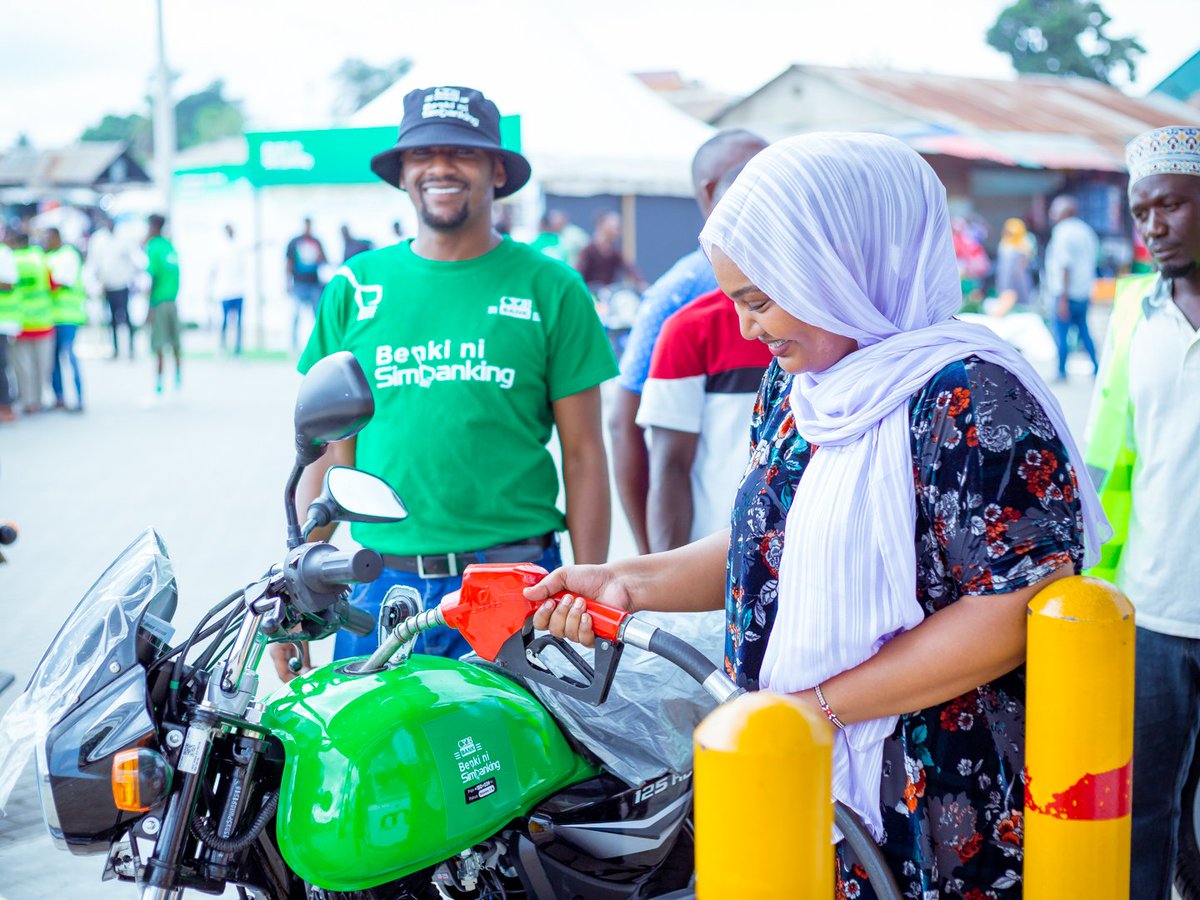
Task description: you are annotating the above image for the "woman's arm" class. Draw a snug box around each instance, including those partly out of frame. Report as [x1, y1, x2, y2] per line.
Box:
[528, 528, 730, 644]
[797, 563, 1071, 725]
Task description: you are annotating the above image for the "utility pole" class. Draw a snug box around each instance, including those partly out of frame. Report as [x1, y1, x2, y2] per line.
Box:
[152, 0, 176, 223]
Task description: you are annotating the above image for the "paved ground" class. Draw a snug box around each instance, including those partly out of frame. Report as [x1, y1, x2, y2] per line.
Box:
[0, 316, 1109, 898]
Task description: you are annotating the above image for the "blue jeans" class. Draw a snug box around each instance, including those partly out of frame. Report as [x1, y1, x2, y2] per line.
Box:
[291, 282, 322, 350]
[1052, 297, 1099, 377]
[220, 297, 243, 354]
[333, 542, 563, 662]
[1131, 627, 1200, 900]
[51, 324, 82, 406]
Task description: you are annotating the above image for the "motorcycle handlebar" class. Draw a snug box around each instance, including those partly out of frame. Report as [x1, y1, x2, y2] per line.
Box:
[302, 546, 383, 594]
[341, 604, 376, 637]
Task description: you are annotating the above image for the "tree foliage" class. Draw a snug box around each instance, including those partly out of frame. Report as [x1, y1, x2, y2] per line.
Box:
[80, 80, 244, 154]
[174, 80, 245, 149]
[332, 57, 412, 118]
[986, 0, 1145, 84]
[82, 113, 153, 154]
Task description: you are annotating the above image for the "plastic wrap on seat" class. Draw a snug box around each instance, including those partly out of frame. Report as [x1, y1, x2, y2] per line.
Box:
[528, 609, 725, 787]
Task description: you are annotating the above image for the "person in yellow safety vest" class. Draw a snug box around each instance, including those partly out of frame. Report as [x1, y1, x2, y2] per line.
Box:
[44, 228, 86, 412]
[1083, 125, 1200, 900]
[10, 230, 55, 415]
[0, 232, 18, 424]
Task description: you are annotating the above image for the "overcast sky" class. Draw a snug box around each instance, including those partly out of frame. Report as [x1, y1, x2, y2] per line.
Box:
[5, 0, 1195, 149]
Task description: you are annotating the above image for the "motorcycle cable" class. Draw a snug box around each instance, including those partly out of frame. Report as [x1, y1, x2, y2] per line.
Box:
[154, 589, 245, 720]
[150, 588, 246, 672]
[185, 608, 245, 683]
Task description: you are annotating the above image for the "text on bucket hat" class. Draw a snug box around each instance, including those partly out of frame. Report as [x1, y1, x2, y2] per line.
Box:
[369, 86, 531, 199]
[1125, 125, 1200, 189]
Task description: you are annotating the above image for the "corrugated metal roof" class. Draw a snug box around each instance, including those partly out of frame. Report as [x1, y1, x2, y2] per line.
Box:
[811, 67, 1200, 167]
[0, 142, 149, 188]
[721, 65, 1200, 171]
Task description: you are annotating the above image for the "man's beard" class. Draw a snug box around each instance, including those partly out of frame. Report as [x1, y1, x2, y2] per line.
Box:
[1161, 260, 1197, 280]
[418, 202, 470, 232]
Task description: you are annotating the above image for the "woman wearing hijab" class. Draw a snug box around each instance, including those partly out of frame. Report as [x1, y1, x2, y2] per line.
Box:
[529, 133, 1108, 897]
[994, 217, 1036, 314]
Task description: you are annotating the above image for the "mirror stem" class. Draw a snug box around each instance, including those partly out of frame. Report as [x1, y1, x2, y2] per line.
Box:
[285, 461, 305, 549]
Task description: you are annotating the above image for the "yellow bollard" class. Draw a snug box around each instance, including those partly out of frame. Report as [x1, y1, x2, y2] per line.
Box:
[1025, 575, 1134, 898]
[694, 691, 833, 899]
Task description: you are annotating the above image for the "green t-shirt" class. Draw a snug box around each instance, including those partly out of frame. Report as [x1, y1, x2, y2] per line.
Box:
[298, 237, 617, 556]
[146, 235, 180, 305]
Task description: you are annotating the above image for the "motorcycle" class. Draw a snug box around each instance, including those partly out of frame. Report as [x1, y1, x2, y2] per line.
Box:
[0, 350, 897, 899]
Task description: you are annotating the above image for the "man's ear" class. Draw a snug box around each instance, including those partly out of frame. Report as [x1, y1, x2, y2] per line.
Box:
[493, 155, 506, 190]
[698, 179, 718, 216]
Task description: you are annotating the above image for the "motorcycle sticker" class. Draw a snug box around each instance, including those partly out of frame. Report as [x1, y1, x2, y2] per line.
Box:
[465, 778, 497, 804]
[178, 724, 211, 775]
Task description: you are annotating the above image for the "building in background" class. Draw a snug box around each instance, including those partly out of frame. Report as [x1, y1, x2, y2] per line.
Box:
[710, 65, 1200, 275]
[1153, 50, 1200, 108]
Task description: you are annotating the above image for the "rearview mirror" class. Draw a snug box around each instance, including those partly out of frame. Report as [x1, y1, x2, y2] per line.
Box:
[322, 466, 408, 524]
[294, 352, 374, 466]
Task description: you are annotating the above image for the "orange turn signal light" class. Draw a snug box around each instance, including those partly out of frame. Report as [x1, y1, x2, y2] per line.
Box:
[112, 747, 172, 813]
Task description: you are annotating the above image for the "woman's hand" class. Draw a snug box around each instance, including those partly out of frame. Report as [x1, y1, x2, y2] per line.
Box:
[526, 565, 633, 647]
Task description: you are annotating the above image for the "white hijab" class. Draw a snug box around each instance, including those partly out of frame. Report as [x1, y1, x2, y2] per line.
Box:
[699, 133, 1109, 839]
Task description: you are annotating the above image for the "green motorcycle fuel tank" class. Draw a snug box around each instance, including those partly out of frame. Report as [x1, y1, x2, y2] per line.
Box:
[262, 654, 595, 892]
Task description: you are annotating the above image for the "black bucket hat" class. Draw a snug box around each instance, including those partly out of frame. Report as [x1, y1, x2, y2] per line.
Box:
[369, 86, 532, 198]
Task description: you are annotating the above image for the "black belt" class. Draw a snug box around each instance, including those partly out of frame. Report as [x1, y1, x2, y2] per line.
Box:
[381, 533, 556, 579]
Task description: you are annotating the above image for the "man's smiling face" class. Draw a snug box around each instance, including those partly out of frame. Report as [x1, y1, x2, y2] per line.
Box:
[399, 146, 504, 233]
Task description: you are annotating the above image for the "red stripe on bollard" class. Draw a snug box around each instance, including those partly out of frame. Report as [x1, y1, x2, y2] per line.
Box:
[1024, 758, 1132, 821]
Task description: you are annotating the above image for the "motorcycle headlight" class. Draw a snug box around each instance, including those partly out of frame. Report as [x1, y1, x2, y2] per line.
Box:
[111, 747, 172, 813]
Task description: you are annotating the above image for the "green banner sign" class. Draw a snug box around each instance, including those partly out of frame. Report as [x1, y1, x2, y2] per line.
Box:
[235, 117, 522, 188]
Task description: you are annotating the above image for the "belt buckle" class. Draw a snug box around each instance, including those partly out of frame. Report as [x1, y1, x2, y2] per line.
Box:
[417, 553, 459, 579]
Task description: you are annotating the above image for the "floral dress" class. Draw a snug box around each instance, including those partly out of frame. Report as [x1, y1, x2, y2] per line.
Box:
[725, 357, 1085, 899]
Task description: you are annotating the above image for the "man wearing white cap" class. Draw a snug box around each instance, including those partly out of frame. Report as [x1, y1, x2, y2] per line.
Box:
[1085, 124, 1200, 898]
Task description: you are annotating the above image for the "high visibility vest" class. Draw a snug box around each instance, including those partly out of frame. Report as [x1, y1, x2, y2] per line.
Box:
[1082, 273, 1157, 584]
[47, 246, 87, 325]
[13, 247, 53, 332]
[0, 248, 17, 327]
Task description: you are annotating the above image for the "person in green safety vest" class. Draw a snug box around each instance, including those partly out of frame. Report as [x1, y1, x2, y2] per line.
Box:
[0, 232, 18, 424]
[145, 213, 182, 395]
[44, 228, 86, 412]
[10, 230, 55, 414]
[1083, 125, 1200, 899]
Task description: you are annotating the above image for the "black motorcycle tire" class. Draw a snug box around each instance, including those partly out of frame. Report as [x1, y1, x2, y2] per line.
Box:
[1176, 751, 1200, 900]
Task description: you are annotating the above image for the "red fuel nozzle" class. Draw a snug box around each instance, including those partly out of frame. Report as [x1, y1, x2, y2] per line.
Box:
[442, 563, 629, 661]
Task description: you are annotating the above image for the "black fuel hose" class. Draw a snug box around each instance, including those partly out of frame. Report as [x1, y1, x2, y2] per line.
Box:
[646, 629, 720, 687]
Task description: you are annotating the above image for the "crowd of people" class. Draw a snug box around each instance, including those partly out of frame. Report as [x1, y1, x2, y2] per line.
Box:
[0, 212, 183, 425]
[259, 83, 1198, 899]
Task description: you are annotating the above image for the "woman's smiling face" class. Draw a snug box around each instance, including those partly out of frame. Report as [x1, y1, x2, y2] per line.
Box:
[710, 246, 858, 374]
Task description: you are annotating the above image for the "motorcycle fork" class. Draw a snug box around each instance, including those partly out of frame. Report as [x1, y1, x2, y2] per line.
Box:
[141, 711, 218, 899]
[199, 732, 265, 883]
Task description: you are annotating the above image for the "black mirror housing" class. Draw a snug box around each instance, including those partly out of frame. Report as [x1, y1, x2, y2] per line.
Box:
[294, 352, 375, 466]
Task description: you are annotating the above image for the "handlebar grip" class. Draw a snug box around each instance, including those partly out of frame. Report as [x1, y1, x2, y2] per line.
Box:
[308, 547, 382, 592]
[342, 604, 376, 637]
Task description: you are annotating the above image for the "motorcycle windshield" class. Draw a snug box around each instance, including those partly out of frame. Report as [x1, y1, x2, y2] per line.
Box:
[0, 528, 176, 812]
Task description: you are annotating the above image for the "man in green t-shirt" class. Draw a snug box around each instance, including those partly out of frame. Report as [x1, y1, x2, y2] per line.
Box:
[274, 85, 617, 677]
[145, 214, 182, 395]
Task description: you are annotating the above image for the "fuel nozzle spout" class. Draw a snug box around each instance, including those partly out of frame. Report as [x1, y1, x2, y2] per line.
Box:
[350, 606, 446, 674]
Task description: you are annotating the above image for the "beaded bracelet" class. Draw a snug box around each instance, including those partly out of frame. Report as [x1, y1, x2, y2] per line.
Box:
[813, 683, 846, 730]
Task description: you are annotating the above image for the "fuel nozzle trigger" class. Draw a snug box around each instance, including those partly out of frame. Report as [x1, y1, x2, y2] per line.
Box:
[494, 626, 624, 706]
